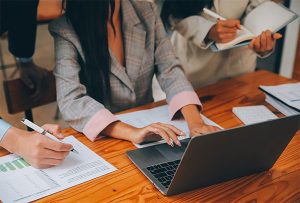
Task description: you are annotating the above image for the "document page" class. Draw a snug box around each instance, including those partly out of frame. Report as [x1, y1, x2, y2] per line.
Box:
[260, 83, 300, 111]
[0, 136, 117, 203]
[117, 105, 223, 148]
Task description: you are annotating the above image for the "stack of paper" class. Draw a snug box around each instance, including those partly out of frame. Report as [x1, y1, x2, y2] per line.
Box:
[259, 83, 300, 116]
[0, 136, 117, 203]
[117, 105, 222, 148]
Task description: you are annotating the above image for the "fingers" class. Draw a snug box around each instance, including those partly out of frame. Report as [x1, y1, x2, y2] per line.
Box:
[190, 125, 221, 137]
[219, 19, 240, 28]
[265, 30, 272, 51]
[249, 30, 283, 53]
[260, 31, 267, 51]
[273, 33, 282, 40]
[42, 124, 64, 139]
[147, 125, 174, 146]
[219, 33, 237, 43]
[152, 123, 182, 146]
[42, 136, 73, 152]
[40, 148, 70, 160]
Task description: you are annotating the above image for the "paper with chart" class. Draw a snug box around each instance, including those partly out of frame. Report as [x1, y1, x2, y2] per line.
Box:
[0, 136, 117, 203]
[260, 83, 300, 112]
[117, 105, 223, 148]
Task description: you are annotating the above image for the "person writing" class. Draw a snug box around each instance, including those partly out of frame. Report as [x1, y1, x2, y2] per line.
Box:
[0, 117, 72, 169]
[49, 0, 220, 146]
[159, 0, 282, 88]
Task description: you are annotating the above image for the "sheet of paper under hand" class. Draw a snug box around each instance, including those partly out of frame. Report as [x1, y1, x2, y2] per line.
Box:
[0, 136, 117, 203]
[117, 105, 223, 148]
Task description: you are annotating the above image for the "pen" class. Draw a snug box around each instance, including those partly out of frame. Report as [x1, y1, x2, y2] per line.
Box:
[203, 8, 226, 20]
[203, 8, 245, 31]
[21, 118, 79, 154]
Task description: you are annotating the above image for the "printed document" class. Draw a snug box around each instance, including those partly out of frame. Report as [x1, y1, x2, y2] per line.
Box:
[260, 83, 300, 111]
[0, 136, 117, 203]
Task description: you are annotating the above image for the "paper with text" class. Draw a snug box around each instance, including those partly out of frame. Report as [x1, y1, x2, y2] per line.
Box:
[0, 136, 117, 203]
[260, 83, 300, 111]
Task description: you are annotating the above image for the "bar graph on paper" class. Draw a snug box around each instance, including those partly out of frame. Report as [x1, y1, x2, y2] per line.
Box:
[0, 155, 59, 203]
[0, 158, 30, 172]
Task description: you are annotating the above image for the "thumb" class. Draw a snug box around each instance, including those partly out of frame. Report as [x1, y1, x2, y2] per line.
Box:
[273, 33, 282, 40]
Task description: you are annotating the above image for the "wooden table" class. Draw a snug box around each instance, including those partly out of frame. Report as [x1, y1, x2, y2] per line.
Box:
[1, 70, 299, 202]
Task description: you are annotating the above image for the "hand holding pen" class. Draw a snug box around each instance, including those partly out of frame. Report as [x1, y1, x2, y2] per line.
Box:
[21, 119, 78, 154]
[204, 8, 242, 43]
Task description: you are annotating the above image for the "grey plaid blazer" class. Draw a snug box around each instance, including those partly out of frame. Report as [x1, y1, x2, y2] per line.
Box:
[49, 0, 197, 138]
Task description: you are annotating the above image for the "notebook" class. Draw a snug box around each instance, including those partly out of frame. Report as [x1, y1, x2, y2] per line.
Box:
[211, 1, 298, 52]
[259, 83, 300, 112]
[232, 105, 278, 125]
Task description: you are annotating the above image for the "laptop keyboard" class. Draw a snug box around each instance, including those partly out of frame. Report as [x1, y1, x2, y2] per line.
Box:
[146, 160, 180, 188]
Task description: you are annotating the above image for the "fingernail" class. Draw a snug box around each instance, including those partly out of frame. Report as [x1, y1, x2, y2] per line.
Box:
[180, 131, 185, 136]
[170, 140, 174, 147]
[176, 141, 181, 147]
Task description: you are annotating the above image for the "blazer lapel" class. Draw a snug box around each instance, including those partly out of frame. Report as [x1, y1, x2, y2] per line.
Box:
[109, 50, 134, 91]
[121, 0, 146, 84]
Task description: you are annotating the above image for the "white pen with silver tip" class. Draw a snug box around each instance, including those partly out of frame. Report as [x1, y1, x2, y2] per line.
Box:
[21, 118, 79, 154]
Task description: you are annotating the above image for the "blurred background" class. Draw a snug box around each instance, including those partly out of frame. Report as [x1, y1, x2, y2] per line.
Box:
[0, 0, 299, 130]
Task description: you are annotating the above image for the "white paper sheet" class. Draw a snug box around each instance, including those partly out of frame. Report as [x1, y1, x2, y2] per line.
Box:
[260, 83, 300, 111]
[117, 105, 223, 148]
[0, 136, 117, 203]
[265, 94, 299, 116]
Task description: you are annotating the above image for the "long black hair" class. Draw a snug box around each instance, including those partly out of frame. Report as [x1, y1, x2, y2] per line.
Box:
[64, 0, 116, 103]
[161, 0, 213, 29]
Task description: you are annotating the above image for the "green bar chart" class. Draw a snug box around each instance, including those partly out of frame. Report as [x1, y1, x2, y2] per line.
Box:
[0, 158, 30, 172]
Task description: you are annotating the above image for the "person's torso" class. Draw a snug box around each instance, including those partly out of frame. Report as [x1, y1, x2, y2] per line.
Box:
[51, 0, 158, 113]
[171, 0, 257, 88]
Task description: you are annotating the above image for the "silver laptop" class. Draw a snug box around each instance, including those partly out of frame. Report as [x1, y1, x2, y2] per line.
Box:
[127, 115, 300, 196]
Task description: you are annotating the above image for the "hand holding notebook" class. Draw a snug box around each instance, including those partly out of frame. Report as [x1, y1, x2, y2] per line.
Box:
[206, 1, 298, 52]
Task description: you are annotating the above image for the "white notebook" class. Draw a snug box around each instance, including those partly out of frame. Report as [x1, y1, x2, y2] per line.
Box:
[233, 105, 278, 125]
[211, 1, 298, 52]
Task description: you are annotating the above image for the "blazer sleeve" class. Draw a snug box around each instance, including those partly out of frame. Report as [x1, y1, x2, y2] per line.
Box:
[150, 4, 202, 119]
[50, 24, 118, 142]
[172, 15, 216, 50]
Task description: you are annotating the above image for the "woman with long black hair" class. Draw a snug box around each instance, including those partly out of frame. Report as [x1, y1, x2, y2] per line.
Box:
[49, 0, 219, 145]
[159, 0, 282, 88]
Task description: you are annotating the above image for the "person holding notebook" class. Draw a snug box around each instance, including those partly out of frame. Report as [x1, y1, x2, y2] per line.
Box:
[158, 0, 283, 88]
[0, 117, 72, 169]
[49, 0, 220, 146]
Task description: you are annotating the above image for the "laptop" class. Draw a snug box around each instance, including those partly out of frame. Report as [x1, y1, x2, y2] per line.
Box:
[127, 115, 300, 196]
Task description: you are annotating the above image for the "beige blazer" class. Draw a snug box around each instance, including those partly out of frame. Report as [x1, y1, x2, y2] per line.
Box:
[49, 0, 200, 141]
[170, 0, 269, 88]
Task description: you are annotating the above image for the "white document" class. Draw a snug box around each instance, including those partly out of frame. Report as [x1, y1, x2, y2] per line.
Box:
[116, 105, 223, 148]
[232, 105, 278, 125]
[260, 83, 300, 111]
[265, 94, 299, 116]
[0, 136, 117, 203]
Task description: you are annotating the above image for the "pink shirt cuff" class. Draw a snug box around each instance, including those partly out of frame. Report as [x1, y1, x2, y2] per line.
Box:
[168, 91, 202, 119]
[83, 109, 119, 142]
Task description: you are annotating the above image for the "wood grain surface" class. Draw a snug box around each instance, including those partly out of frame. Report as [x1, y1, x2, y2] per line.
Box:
[1, 70, 299, 203]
